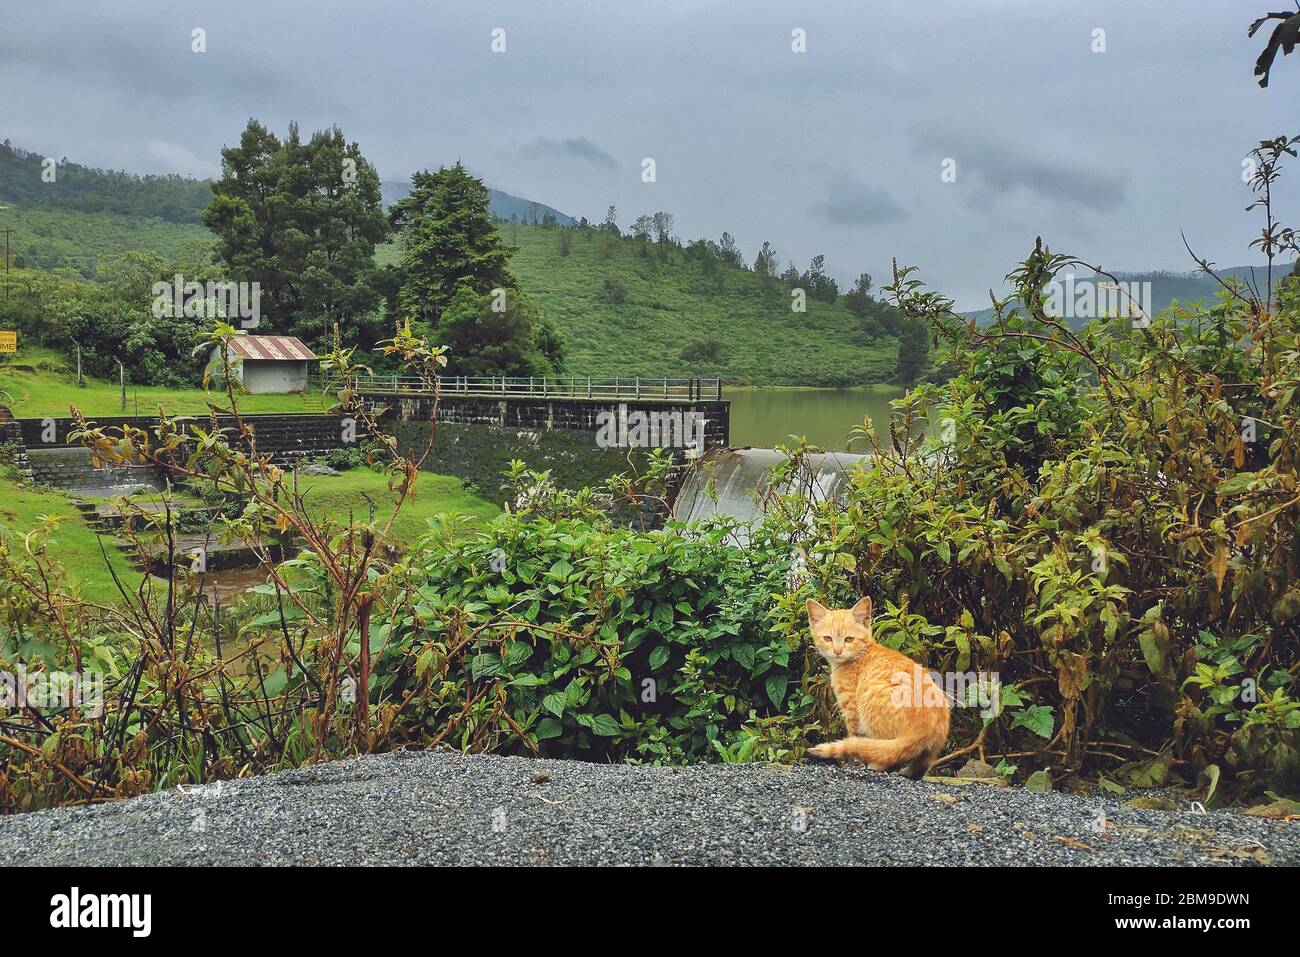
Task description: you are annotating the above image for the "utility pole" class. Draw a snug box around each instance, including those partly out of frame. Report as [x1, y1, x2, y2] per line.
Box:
[0, 205, 12, 300]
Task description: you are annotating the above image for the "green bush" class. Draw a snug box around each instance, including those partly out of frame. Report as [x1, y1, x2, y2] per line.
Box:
[308, 444, 381, 472]
[378, 492, 825, 763]
[773, 213, 1300, 800]
[679, 336, 723, 365]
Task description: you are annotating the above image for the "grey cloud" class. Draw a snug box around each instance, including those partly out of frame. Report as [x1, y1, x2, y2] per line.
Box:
[0, 17, 292, 105]
[520, 137, 618, 170]
[811, 175, 906, 225]
[911, 125, 1128, 211]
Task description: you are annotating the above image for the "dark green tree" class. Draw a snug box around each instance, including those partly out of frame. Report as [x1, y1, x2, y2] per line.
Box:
[842, 272, 873, 316]
[389, 163, 563, 375]
[716, 232, 745, 269]
[389, 162, 515, 328]
[203, 120, 388, 349]
[436, 285, 563, 376]
[802, 254, 839, 303]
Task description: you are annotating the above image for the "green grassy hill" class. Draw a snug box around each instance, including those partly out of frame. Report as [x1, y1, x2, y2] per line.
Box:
[4, 206, 897, 386]
[0, 141, 213, 277]
[509, 227, 896, 385]
[382, 225, 897, 386]
[0, 204, 208, 278]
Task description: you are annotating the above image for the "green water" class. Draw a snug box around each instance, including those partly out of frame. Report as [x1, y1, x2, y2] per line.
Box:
[726, 385, 905, 452]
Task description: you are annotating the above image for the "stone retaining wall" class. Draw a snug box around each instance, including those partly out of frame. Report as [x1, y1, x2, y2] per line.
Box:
[15, 413, 348, 462]
[16, 398, 731, 529]
[25, 447, 163, 491]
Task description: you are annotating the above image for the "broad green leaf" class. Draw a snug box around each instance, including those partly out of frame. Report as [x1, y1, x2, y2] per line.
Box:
[535, 717, 564, 740]
[765, 674, 788, 707]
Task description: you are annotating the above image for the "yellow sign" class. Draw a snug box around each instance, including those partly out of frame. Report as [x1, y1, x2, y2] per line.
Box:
[0, 331, 15, 354]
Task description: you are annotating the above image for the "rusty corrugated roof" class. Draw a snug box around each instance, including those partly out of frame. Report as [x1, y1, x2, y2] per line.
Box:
[225, 336, 317, 361]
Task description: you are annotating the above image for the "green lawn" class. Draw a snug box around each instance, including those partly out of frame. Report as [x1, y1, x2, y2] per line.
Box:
[295, 467, 499, 543]
[0, 356, 331, 417]
[0, 480, 140, 604]
[0, 468, 497, 605]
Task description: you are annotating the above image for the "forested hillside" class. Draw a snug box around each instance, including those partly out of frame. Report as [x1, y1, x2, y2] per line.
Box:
[960, 265, 1300, 328]
[0, 204, 208, 278]
[0, 141, 211, 222]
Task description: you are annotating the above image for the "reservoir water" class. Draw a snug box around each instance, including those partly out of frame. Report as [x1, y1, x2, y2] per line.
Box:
[726, 385, 905, 452]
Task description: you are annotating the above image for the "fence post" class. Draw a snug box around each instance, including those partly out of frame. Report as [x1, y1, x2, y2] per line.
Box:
[635, 376, 640, 399]
[587, 376, 592, 398]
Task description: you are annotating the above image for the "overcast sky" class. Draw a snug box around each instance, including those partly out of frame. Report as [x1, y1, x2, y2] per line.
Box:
[3, 0, 1297, 308]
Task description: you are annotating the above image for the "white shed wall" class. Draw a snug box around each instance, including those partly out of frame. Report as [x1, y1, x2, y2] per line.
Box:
[241, 360, 309, 394]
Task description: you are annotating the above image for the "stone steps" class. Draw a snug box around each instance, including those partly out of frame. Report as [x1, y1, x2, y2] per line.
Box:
[0, 409, 33, 480]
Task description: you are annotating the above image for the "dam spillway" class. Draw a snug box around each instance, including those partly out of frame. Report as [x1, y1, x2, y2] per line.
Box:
[670, 447, 869, 526]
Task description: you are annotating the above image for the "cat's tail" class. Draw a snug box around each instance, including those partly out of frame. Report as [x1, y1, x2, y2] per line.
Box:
[813, 734, 929, 769]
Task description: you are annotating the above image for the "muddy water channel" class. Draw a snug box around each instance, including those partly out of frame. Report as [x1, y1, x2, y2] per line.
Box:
[151, 566, 272, 603]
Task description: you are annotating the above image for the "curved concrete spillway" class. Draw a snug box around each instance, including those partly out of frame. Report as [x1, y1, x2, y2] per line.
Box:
[670, 447, 870, 526]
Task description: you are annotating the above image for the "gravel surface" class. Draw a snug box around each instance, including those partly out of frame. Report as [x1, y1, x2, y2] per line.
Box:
[1, 750, 1294, 866]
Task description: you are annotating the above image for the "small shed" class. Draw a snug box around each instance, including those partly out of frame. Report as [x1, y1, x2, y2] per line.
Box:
[213, 335, 317, 394]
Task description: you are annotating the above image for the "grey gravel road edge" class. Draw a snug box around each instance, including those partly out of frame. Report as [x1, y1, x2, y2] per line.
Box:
[0, 750, 1294, 866]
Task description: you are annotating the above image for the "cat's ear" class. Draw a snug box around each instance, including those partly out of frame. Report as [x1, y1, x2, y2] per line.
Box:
[849, 596, 873, 626]
[806, 599, 829, 625]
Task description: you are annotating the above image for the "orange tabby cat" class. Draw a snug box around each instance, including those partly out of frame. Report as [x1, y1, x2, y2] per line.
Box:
[806, 597, 949, 778]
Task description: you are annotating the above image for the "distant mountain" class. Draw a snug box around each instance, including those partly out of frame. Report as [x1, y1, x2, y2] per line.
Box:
[1, 140, 573, 228]
[380, 180, 575, 226]
[960, 265, 1300, 328]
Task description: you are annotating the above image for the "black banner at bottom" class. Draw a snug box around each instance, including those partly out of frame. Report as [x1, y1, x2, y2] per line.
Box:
[3, 865, 1279, 943]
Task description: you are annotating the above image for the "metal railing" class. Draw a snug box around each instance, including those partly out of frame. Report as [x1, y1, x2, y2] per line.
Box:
[337, 374, 724, 402]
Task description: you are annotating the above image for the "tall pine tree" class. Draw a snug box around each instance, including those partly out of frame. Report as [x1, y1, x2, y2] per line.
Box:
[388, 163, 564, 375]
[389, 163, 513, 327]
